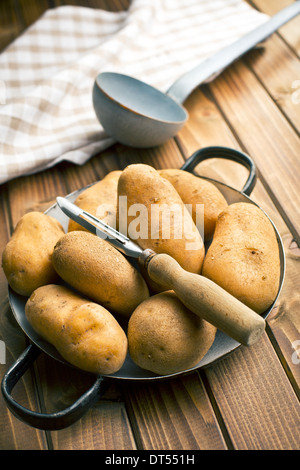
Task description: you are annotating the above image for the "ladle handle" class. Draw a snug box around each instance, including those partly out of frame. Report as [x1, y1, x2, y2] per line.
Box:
[143, 252, 266, 346]
[167, 2, 300, 104]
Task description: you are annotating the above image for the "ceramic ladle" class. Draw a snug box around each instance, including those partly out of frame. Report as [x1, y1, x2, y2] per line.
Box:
[93, 2, 300, 148]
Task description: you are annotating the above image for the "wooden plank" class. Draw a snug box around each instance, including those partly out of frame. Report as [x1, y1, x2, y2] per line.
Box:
[7, 167, 68, 223]
[113, 139, 186, 171]
[122, 373, 227, 450]
[36, 354, 137, 450]
[201, 30, 300, 343]
[15, 0, 50, 31]
[250, 0, 300, 55]
[176, 80, 300, 447]
[59, 0, 130, 11]
[0, 0, 130, 54]
[175, 86, 249, 191]
[208, 60, 300, 243]
[205, 335, 300, 450]
[245, 33, 300, 134]
[0, 0, 50, 53]
[178, 85, 300, 389]
[266, 236, 300, 394]
[204, 52, 300, 393]
[50, 401, 136, 450]
[0, 0, 22, 51]
[56, 138, 186, 197]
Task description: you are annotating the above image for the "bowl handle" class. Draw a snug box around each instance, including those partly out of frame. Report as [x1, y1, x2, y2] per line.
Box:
[180, 146, 257, 196]
[1, 343, 108, 430]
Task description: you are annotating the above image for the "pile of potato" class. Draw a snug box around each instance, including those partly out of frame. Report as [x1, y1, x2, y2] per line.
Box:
[2, 164, 281, 376]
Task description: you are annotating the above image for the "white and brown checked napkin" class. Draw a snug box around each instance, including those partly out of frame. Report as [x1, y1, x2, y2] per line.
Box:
[0, 0, 268, 184]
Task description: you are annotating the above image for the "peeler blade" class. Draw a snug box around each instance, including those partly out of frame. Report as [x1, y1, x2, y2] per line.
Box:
[56, 197, 143, 259]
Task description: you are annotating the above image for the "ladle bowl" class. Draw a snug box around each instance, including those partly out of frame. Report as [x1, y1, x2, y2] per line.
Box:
[93, 72, 187, 148]
[92, 2, 300, 148]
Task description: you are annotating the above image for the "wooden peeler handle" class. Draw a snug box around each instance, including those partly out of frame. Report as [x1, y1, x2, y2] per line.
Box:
[143, 252, 265, 346]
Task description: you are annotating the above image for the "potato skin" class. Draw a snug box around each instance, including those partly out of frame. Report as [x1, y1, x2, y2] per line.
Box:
[159, 169, 227, 240]
[68, 170, 122, 232]
[118, 164, 204, 274]
[202, 202, 281, 313]
[2, 211, 65, 296]
[25, 285, 128, 374]
[128, 291, 216, 375]
[52, 231, 149, 317]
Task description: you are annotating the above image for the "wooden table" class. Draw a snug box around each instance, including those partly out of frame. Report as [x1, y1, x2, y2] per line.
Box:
[0, 0, 299, 451]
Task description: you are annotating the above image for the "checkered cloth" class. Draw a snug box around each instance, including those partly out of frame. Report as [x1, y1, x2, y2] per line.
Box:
[0, 0, 268, 184]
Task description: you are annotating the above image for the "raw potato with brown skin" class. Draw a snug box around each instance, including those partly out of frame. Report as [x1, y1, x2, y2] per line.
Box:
[2, 211, 65, 296]
[118, 164, 205, 274]
[52, 231, 149, 317]
[128, 291, 217, 375]
[159, 168, 228, 240]
[68, 170, 122, 232]
[202, 202, 281, 314]
[25, 285, 128, 375]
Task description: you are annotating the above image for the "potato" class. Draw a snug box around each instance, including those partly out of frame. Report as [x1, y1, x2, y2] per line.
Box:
[2, 211, 65, 296]
[52, 231, 149, 317]
[128, 291, 216, 375]
[68, 170, 122, 232]
[25, 284, 128, 374]
[159, 168, 227, 240]
[117, 164, 204, 275]
[202, 202, 281, 313]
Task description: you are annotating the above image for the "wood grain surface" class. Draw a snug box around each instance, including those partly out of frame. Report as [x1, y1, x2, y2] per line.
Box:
[0, 0, 299, 450]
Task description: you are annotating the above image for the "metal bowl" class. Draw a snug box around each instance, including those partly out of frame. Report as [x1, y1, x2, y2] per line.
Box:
[1, 146, 285, 430]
